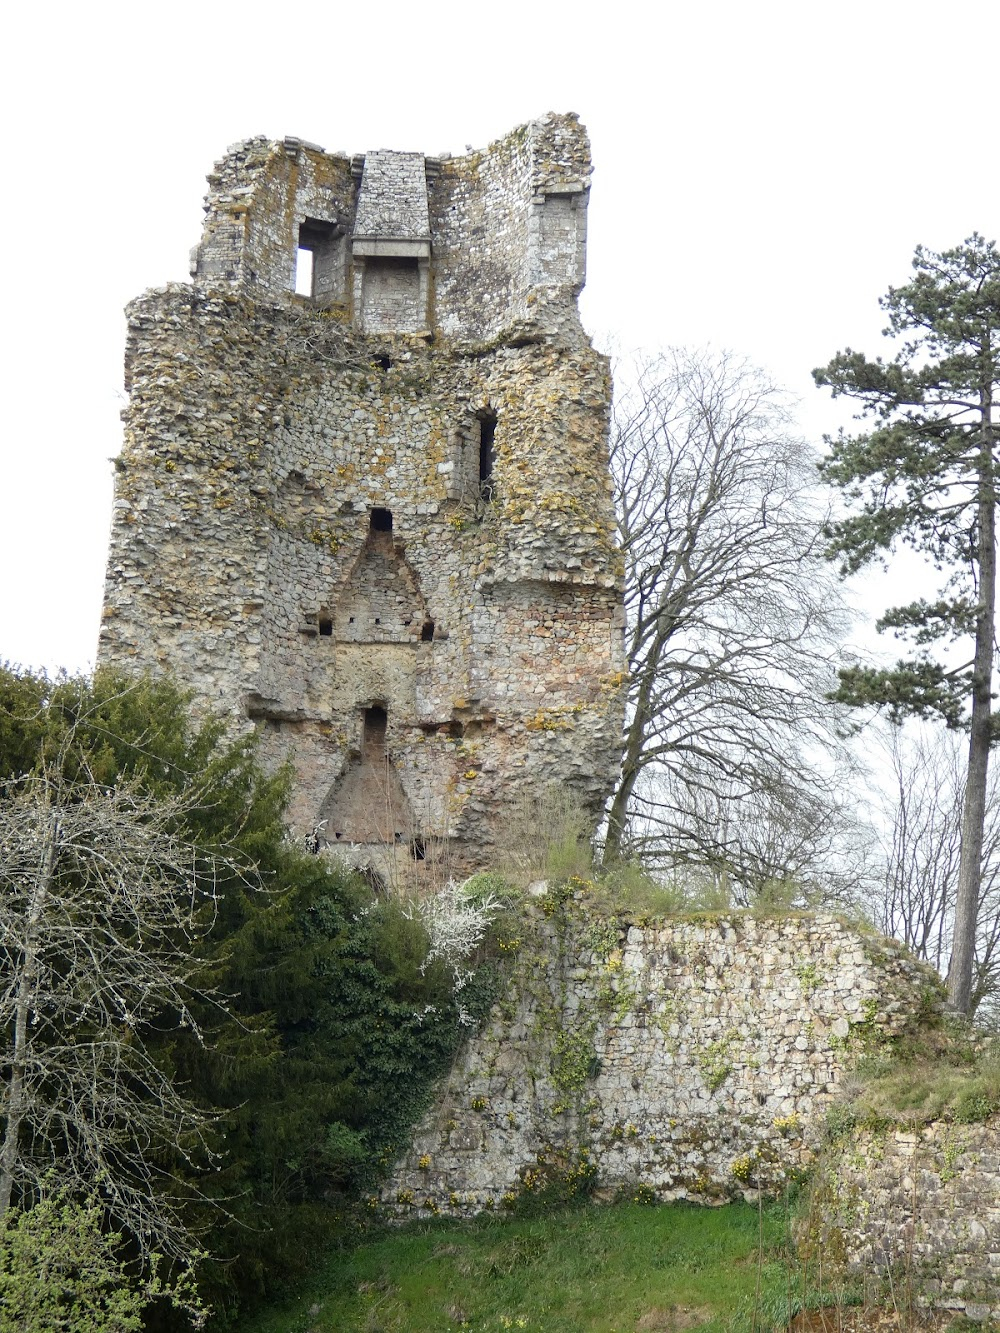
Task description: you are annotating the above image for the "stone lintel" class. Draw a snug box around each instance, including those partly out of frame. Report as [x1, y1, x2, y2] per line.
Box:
[351, 238, 431, 260]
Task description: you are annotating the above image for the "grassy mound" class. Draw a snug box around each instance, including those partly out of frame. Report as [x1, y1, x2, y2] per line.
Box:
[831, 1012, 1000, 1132]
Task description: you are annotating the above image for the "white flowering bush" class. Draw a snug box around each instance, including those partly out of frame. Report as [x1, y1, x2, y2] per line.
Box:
[404, 881, 500, 1024]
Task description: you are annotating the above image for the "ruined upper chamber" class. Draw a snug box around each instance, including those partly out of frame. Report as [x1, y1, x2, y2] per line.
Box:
[190, 114, 591, 344]
[100, 114, 625, 882]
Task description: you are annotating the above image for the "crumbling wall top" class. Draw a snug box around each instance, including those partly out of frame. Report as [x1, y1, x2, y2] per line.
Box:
[189, 113, 593, 346]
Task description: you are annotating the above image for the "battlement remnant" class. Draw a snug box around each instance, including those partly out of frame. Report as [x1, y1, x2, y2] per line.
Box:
[99, 114, 625, 880]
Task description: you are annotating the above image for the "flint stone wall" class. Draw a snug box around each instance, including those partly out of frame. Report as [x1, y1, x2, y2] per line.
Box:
[190, 113, 591, 347]
[381, 897, 937, 1217]
[816, 1121, 1000, 1324]
[99, 114, 624, 876]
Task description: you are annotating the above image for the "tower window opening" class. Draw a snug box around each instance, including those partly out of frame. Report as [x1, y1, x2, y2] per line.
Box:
[294, 246, 315, 297]
[370, 507, 393, 532]
[297, 218, 342, 302]
[318, 618, 333, 636]
[478, 410, 497, 500]
[420, 620, 435, 642]
[411, 836, 426, 861]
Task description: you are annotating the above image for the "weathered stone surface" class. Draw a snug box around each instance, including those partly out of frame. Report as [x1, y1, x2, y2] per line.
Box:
[379, 899, 937, 1217]
[99, 115, 624, 877]
[815, 1119, 1000, 1322]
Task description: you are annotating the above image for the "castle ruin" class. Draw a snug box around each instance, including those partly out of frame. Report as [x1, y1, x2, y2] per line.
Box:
[99, 114, 624, 878]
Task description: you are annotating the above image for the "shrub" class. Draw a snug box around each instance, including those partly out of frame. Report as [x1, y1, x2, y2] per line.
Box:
[0, 1189, 205, 1332]
[492, 787, 594, 885]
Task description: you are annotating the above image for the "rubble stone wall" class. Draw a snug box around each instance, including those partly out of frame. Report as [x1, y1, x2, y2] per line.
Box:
[813, 1121, 1000, 1324]
[99, 115, 623, 876]
[190, 114, 591, 347]
[380, 896, 938, 1217]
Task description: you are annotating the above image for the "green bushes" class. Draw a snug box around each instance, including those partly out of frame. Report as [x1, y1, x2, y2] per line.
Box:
[0, 666, 481, 1328]
[0, 1187, 205, 1333]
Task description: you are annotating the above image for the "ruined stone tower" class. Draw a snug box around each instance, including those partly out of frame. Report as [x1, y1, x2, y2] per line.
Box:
[99, 114, 624, 878]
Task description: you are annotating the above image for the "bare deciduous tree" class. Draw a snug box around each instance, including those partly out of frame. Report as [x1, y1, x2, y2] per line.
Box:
[604, 348, 855, 895]
[0, 771, 228, 1267]
[875, 728, 1000, 1019]
[650, 765, 869, 907]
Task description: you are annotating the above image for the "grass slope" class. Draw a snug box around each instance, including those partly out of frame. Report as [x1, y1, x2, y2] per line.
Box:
[241, 1200, 829, 1333]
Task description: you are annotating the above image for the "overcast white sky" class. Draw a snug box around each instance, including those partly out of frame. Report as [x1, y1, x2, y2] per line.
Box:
[1, 0, 997, 676]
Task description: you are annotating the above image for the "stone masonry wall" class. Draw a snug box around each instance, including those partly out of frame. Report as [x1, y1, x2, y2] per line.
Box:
[380, 892, 938, 1218]
[811, 1121, 1000, 1324]
[99, 115, 623, 879]
[190, 113, 591, 347]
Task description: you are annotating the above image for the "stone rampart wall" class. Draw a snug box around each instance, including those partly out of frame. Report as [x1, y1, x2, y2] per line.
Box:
[380, 893, 937, 1217]
[812, 1120, 1000, 1324]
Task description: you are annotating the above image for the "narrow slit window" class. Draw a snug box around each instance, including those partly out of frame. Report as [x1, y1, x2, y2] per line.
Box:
[478, 410, 497, 500]
[294, 246, 314, 297]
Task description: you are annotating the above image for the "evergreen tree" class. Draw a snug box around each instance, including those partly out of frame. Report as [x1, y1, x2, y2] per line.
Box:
[815, 234, 1000, 1013]
[0, 666, 482, 1324]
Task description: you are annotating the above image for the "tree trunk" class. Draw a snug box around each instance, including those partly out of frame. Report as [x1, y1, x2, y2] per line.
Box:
[0, 810, 58, 1216]
[604, 767, 635, 864]
[948, 361, 996, 1013]
[604, 649, 662, 864]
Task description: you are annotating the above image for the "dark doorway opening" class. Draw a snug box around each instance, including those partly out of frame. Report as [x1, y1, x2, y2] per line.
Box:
[363, 705, 388, 751]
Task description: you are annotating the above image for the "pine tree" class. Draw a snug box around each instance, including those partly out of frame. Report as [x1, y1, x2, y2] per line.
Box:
[816, 234, 1000, 1013]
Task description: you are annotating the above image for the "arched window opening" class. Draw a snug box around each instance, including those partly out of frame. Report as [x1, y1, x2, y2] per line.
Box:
[364, 704, 388, 747]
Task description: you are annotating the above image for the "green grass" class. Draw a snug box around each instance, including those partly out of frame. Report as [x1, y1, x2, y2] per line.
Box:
[834, 1027, 1000, 1131]
[239, 1200, 845, 1333]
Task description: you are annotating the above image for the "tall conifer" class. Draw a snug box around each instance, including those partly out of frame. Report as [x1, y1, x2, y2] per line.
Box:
[816, 234, 1000, 1012]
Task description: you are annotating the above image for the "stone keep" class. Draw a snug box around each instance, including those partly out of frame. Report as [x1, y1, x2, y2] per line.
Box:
[99, 114, 625, 876]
